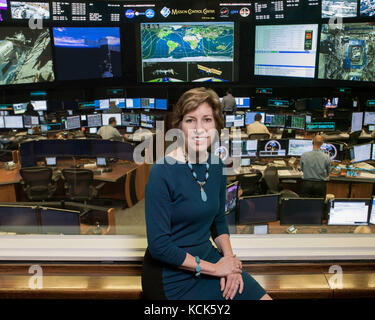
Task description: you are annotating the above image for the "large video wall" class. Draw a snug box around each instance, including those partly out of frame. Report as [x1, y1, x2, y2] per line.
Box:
[0, 0, 375, 88]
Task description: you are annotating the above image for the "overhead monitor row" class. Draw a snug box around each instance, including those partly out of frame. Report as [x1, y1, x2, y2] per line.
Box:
[0, 112, 156, 129]
[1, 0, 375, 24]
[1, 21, 375, 86]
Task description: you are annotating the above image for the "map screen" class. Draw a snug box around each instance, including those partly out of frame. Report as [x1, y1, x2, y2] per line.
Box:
[140, 22, 234, 82]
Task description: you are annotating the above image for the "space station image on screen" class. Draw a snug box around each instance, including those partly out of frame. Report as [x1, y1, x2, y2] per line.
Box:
[318, 23, 375, 82]
[140, 22, 234, 82]
[53, 27, 122, 81]
[0, 27, 54, 85]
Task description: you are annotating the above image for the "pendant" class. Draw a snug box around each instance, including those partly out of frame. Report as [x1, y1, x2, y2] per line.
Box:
[200, 187, 207, 202]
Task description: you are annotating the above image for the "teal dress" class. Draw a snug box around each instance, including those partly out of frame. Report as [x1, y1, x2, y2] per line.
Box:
[142, 155, 266, 300]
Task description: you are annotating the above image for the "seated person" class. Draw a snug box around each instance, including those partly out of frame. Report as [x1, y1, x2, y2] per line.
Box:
[98, 117, 128, 141]
[23, 103, 39, 117]
[246, 113, 271, 137]
[300, 135, 331, 198]
[104, 101, 122, 114]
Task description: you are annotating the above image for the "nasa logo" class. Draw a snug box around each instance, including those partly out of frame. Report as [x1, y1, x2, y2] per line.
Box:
[145, 9, 155, 19]
[160, 7, 171, 18]
[240, 7, 250, 17]
[125, 9, 135, 19]
[220, 7, 229, 17]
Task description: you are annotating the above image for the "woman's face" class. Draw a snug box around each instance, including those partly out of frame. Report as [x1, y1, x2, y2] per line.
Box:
[180, 102, 216, 155]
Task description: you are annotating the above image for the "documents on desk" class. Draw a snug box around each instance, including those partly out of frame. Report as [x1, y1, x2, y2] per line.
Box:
[354, 162, 375, 170]
[278, 170, 303, 177]
[359, 172, 375, 179]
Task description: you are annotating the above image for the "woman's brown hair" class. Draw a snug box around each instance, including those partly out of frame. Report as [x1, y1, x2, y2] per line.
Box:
[171, 87, 224, 133]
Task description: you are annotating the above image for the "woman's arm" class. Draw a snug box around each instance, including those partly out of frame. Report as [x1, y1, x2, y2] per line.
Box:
[214, 234, 234, 257]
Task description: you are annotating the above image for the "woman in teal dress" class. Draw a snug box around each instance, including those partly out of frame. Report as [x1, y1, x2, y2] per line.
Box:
[142, 88, 271, 300]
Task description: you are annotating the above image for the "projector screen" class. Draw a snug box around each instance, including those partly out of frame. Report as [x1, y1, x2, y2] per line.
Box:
[0, 27, 54, 85]
[53, 27, 122, 81]
[140, 22, 234, 82]
[254, 24, 318, 78]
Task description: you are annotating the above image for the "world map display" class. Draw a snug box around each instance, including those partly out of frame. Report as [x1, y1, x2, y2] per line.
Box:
[141, 22, 234, 82]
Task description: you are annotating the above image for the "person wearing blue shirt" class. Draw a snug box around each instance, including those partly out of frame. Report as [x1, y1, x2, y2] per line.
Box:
[142, 87, 270, 300]
[300, 135, 331, 198]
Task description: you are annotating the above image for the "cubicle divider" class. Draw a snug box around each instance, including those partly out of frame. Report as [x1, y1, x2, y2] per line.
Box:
[19, 139, 135, 167]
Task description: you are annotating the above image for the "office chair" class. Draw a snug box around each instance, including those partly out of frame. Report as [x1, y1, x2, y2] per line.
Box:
[19, 167, 59, 201]
[61, 168, 105, 204]
[348, 131, 361, 146]
[262, 165, 299, 198]
[236, 171, 262, 197]
[248, 133, 270, 140]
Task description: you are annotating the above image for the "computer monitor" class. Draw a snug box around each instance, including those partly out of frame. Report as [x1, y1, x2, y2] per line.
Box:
[31, 100, 47, 111]
[65, 115, 81, 130]
[370, 125, 375, 132]
[305, 115, 312, 123]
[40, 207, 81, 235]
[122, 113, 140, 127]
[369, 197, 375, 225]
[231, 140, 258, 157]
[45, 157, 56, 166]
[235, 97, 250, 109]
[94, 99, 110, 110]
[0, 116, 4, 129]
[350, 143, 371, 163]
[245, 112, 265, 125]
[265, 114, 285, 127]
[328, 199, 370, 226]
[96, 157, 106, 167]
[321, 143, 344, 161]
[13, 103, 27, 114]
[87, 114, 102, 127]
[126, 98, 141, 109]
[267, 99, 290, 108]
[225, 114, 245, 128]
[239, 194, 279, 224]
[140, 113, 155, 129]
[280, 198, 325, 225]
[351, 112, 363, 132]
[287, 139, 313, 156]
[225, 182, 238, 215]
[323, 97, 339, 109]
[141, 98, 155, 109]
[372, 144, 375, 161]
[241, 158, 251, 166]
[67, 110, 73, 116]
[306, 122, 335, 132]
[0, 205, 38, 234]
[89, 127, 98, 134]
[285, 115, 306, 130]
[258, 139, 288, 157]
[126, 127, 134, 133]
[80, 115, 87, 121]
[155, 99, 168, 110]
[109, 98, 126, 108]
[102, 113, 121, 126]
[4, 116, 23, 129]
[364, 112, 375, 125]
[23, 115, 39, 128]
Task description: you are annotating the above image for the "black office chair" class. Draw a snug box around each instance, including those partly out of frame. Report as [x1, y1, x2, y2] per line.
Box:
[248, 133, 270, 140]
[61, 168, 105, 204]
[262, 165, 299, 198]
[348, 131, 361, 146]
[19, 167, 58, 201]
[236, 171, 262, 197]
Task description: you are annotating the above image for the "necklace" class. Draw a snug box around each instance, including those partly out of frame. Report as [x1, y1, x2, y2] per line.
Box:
[183, 151, 209, 202]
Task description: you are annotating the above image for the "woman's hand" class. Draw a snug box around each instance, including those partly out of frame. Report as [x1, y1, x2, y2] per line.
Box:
[220, 273, 244, 300]
[214, 255, 242, 278]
